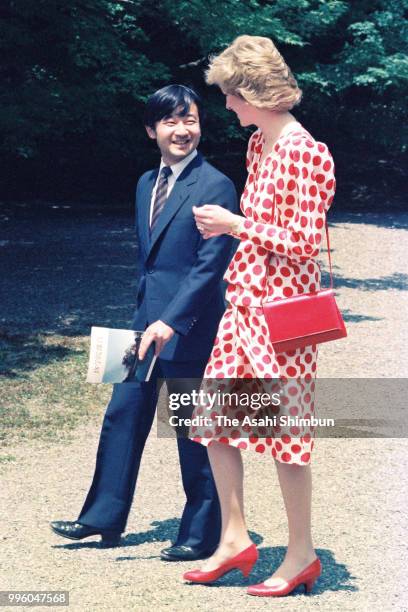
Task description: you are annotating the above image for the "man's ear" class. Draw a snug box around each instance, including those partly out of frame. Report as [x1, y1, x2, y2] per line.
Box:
[145, 125, 156, 140]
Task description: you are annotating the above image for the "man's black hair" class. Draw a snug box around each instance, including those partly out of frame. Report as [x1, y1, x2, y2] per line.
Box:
[143, 84, 204, 129]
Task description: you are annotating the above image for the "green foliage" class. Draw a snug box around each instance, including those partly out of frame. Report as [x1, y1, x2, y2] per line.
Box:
[0, 0, 170, 198]
[0, 0, 407, 203]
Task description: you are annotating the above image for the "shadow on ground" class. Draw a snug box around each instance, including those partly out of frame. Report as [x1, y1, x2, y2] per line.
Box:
[330, 210, 408, 229]
[1, 206, 139, 338]
[183, 546, 356, 594]
[51, 518, 355, 594]
[1, 206, 406, 377]
[109, 535, 355, 595]
[52, 518, 181, 552]
[342, 310, 382, 323]
[321, 271, 408, 292]
[51, 518, 264, 557]
[0, 331, 78, 377]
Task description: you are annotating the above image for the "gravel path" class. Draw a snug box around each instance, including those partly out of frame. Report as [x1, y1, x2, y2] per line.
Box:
[1, 210, 408, 611]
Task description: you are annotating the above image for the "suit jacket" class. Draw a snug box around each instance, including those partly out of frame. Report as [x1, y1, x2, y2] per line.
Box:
[131, 152, 238, 360]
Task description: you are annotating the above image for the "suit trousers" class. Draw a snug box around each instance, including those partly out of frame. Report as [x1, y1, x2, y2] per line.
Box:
[77, 358, 221, 550]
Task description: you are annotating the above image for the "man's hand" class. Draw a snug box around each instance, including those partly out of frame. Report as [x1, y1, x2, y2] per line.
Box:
[138, 320, 175, 360]
[193, 205, 237, 239]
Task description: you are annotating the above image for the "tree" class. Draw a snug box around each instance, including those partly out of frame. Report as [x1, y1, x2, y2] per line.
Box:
[0, 0, 169, 199]
[1, 0, 407, 204]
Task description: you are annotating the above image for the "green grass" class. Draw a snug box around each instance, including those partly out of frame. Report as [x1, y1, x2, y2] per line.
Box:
[0, 454, 16, 463]
[0, 332, 110, 451]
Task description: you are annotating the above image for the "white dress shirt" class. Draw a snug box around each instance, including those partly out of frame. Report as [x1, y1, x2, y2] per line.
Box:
[149, 149, 198, 226]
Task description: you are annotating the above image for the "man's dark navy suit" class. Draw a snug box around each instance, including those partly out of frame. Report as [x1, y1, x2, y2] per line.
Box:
[78, 153, 237, 550]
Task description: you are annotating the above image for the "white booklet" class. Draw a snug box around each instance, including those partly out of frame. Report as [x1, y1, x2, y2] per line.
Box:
[86, 327, 157, 383]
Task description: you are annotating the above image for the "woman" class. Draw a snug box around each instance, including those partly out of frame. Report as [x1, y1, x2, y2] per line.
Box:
[183, 35, 336, 596]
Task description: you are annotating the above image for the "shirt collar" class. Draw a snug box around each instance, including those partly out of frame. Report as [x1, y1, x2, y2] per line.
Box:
[159, 149, 198, 180]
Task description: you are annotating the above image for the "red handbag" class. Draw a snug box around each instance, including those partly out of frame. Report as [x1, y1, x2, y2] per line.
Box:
[262, 224, 347, 353]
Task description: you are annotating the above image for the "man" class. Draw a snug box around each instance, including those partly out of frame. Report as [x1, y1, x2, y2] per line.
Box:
[50, 85, 238, 561]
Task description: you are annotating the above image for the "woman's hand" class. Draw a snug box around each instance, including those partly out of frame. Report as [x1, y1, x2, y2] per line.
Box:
[193, 205, 238, 239]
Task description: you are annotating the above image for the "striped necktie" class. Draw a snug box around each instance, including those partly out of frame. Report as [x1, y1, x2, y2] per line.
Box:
[150, 166, 172, 233]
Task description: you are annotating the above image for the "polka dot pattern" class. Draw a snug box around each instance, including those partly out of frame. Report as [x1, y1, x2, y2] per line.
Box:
[191, 125, 335, 466]
[225, 125, 336, 308]
[190, 305, 317, 465]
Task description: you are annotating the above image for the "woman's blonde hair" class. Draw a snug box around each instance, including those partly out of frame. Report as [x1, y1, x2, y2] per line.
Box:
[206, 35, 302, 111]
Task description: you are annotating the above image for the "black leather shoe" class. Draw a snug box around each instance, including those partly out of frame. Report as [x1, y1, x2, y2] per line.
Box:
[160, 545, 215, 562]
[50, 521, 121, 546]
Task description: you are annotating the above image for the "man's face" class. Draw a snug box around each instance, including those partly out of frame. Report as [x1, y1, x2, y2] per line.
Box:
[145, 103, 201, 165]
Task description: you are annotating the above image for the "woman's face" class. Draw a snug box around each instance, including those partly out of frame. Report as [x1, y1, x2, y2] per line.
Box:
[224, 93, 256, 127]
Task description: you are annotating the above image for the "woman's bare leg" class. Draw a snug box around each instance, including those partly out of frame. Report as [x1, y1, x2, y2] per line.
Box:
[264, 461, 316, 585]
[201, 441, 253, 571]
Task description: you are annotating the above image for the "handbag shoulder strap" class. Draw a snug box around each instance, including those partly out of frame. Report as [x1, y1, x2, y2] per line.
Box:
[325, 221, 334, 289]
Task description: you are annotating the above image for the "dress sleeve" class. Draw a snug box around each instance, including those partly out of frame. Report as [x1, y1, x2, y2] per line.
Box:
[232, 137, 336, 261]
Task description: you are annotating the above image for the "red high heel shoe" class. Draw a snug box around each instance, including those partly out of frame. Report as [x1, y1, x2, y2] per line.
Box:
[247, 557, 321, 597]
[183, 544, 258, 584]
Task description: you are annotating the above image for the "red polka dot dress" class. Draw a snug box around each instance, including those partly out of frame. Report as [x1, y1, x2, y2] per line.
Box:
[191, 123, 336, 465]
